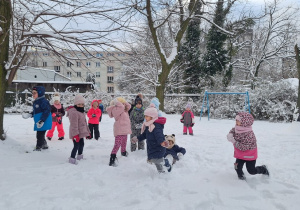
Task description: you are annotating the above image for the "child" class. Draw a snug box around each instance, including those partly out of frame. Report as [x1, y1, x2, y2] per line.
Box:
[106, 97, 132, 166]
[46, 93, 65, 140]
[131, 104, 172, 173]
[98, 99, 104, 122]
[66, 94, 90, 164]
[227, 112, 269, 180]
[87, 100, 102, 140]
[164, 134, 186, 165]
[180, 103, 195, 135]
[129, 97, 145, 151]
[150, 97, 163, 117]
[22, 86, 52, 151]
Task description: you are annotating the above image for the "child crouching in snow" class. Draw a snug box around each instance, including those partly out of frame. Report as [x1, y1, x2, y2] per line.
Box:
[106, 97, 132, 166]
[227, 112, 269, 180]
[66, 94, 90, 164]
[131, 104, 172, 173]
[164, 134, 186, 165]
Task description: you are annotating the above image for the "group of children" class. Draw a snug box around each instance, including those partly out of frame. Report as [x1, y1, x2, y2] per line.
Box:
[22, 86, 269, 179]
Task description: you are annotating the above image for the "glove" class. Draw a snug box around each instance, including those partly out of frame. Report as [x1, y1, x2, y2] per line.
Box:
[56, 114, 60, 117]
[180, 119, 184, 123]
[227, 133, 236, 144]
[161, 140, 169, 148]
[73, 135, 80, 142]
[131, 136, 138, 144]
[86, 134, 92, 139]
[52, 113, 56, 117]
[36, 120, 44, 128]
[135, 123, 142, 129]
[57, 117, 62, 124]
[92, 114, 96, 117]
[191, 123, 194, 127]
[22, 113, 32, 119]
[177, 152, 184, 160]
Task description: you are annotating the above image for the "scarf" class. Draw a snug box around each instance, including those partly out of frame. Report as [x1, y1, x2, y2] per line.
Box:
[141, 117, 158, 133]
[235, 125, 252, 134]
[53, 103, 62, 110]
[74, 105, 84, 113]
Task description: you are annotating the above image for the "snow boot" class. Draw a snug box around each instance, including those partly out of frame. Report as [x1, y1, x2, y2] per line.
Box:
[238, 175, 246, 180]
[183, 133, 187, 135]
[256, 165, 269, 176]
[33, 146, 42, 151]
[189, 133, 194, 136]
[109, 154, 117, 166]
[47, 137, 51, 141]
[58, 137, 64, 140]
[42, 142, 48, 150]
[164, 158, 172, 172]
[121, 151, 128, 157]
[76, 154, 83, 160]
[69, 157, 78, 165]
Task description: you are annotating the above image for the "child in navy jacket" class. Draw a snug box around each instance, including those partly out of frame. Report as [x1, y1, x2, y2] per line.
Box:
[164, 134, 186, 165]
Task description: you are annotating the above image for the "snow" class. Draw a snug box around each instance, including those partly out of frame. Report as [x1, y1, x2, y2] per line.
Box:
[284, 78, 299, 89]
[1, 114, 300, 210]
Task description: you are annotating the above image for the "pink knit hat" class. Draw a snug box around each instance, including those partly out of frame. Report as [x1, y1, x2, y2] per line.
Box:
[74, 94, 85, 105]
[144, 103, 158, 119]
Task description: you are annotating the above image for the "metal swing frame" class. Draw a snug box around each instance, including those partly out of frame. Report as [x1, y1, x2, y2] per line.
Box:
[200, 91, 251, 120]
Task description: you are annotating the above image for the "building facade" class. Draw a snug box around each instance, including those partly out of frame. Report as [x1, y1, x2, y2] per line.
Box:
[24, 50, 130, 93]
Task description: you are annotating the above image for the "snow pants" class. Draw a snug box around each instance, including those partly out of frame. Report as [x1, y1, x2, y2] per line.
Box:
[88, 123, 100, 139]
[46, 122, 65, 138]
[36, 130, 47, 148]
[71, 138, 84, 158]
[111, 135, 127, 155]
[130, 128, 145, 151]
[235, 159, 268, 177]
[183, 126, 193, 134]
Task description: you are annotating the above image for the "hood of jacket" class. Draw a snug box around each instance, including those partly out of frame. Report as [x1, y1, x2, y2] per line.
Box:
[154, 117, 166, 125]
[237, 112, 254, 127]
[33, 86, 45, 97]
[90, 99, 100, 109]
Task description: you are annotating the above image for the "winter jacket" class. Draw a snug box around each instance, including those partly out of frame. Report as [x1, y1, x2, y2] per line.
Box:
[50, 104, 65, 122]
[130, 106, 145, 130]
[137, 117, 166, 160]
[164, 145, 186, 161]
[32, 86, 52, 131]
[106, 101, 132, 137]
[99, 103, 104, 113]
[229, 112, 257, 161]
[181, 110, 195, 127]
[87, 100, 102, 124]
[67, 106, 90, 139]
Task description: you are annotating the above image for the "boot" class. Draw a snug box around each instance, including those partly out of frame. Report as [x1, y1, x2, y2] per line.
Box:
[33, 146, 42, 151]
[58, 137, 64, 140]
[69, 158, 78, 165]
[183, 133, 187, 135]
[164, 158, 172, 172]
[47, 137, 51, 141]
[121, 151, 128, 157]
[76, 154, 83, 160]
[109, 154, 117, 166]
[256, 165, 269, 176]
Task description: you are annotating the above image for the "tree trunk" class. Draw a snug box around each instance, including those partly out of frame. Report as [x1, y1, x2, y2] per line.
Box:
[295, 44, 300, 119]
[0, 0, 12, 140]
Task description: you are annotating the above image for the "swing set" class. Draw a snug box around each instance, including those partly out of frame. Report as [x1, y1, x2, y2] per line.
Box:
[200, 91, 251, 120]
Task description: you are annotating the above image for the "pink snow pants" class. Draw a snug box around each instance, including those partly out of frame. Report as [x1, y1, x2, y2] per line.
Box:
[183, 126, 193, 134]
[46, 122, 65, 138]
[111, 135, 127, 154]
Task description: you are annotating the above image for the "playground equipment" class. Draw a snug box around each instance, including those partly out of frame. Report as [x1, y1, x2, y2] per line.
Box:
[200, 91, 251, 120]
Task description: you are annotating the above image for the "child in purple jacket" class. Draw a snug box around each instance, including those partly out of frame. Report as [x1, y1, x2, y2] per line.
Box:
[227, 112, 269, 180]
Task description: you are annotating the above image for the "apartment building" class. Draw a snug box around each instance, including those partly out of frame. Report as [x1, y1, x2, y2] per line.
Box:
[23, 50, 130, 93]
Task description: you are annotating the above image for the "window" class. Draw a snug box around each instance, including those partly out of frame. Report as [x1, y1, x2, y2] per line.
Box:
[54, 66, 60, 72]
[107, 53, 114, 56]
[77, 72, 81, 77]
[76, 62, 81, 67]
[96, 53, 103, 57]
[107, 76, 114, 83]
[96, 72, 100, 77]
[42, 62, 47, 67]
[67, 61, 72, 67]
[95, 82, 100, 88]
[107, 86, 114, 93]
[67, 72, 72, 77]
[86, 62, 91, 67]
[96, 62, 101, 67]
[43, 52, 49, 56]
[107, 66, 114, 73]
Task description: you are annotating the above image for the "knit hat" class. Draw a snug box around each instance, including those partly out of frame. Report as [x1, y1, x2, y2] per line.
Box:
[74, 94, 85, 105]
[185, 103, 191, 109]
[116, 97, 126, 104]
[165, 134, 175, 144]
[135, 97, 143, 106]
[150, 97, 160, 110]
[53, 96, 60, 102]
[144, 103, 158, 119]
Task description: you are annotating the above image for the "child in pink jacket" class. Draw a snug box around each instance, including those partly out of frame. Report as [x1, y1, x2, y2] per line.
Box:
[106, 97, 132, 166]
[87, 100, 102, 140]
[66, 94, 90, 165]
[227, 112, 269, 180]
[180, 103, 195, 135]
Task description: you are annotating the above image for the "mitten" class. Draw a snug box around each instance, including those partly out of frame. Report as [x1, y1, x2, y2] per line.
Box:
[227, 133, 236, 144]
[92, 114, 96, 117]
[52, 113, 56, 117]
[190, 123, 195, 127]
[177, 152, 184, 160]
[22, 113, 32, 119]
[131, 136, 138, 144]
[180, 119, 184, 123]
[36, 120, 44, 128]
[57, 117, 62, 124]
[86, 134, 92, 139]
[73, 135, 80, 142]
[161, 140, 169, 148]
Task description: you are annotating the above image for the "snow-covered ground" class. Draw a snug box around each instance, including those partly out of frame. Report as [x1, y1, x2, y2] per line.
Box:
[1, 114, 300, 210]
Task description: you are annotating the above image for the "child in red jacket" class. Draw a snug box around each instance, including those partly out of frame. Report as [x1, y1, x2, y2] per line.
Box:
[87, 100, 102, 140]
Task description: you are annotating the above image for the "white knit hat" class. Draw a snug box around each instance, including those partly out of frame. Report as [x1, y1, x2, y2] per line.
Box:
[53, 96, 60, 102]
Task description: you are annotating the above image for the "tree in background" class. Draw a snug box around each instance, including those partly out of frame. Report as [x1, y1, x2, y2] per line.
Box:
[295, 44, 300, 121]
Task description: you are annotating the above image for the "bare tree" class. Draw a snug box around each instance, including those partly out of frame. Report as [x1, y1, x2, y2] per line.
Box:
[295, 44, 300, 119]
[0, 0, 134, 140]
